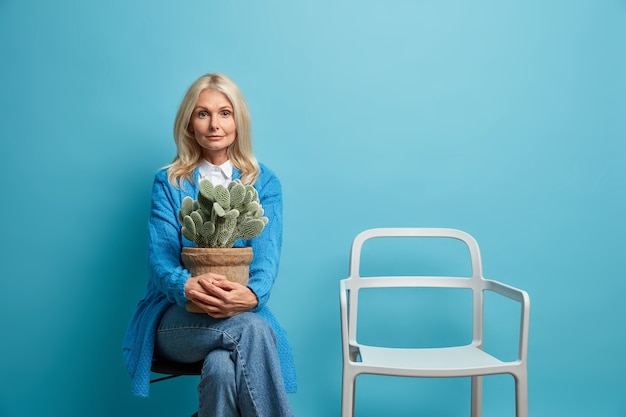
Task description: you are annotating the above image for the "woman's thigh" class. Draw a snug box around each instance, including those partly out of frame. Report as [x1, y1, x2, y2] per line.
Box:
[154, 304, 274, 363]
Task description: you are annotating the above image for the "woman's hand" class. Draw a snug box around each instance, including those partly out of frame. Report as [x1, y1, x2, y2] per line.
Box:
[185, 273, 259, 318]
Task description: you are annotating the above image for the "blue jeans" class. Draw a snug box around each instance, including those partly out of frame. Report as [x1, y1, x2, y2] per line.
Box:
[155, 305, 294, 417]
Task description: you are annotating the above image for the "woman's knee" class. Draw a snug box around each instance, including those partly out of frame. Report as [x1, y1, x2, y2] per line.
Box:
[233, 312, 276, 342]
[202, 349, 235, 380]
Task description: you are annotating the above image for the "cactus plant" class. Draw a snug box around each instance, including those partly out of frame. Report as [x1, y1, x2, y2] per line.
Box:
[178, 179, 269, 248]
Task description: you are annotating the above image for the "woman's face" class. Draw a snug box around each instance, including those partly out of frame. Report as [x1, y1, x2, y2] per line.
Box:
[188, 88, 237, 165]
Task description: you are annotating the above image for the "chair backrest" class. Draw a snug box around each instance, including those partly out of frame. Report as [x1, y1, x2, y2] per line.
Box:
[343, 228, 488, 348]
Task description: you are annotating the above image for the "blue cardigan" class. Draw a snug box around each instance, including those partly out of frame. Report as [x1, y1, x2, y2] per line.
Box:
[123, 163, 297, 397]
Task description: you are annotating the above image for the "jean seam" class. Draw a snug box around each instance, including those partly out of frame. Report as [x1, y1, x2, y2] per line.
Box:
[233, 342, 260, 417]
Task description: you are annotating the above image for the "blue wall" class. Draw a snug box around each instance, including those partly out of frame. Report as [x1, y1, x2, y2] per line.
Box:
[1, 1, 624, 416]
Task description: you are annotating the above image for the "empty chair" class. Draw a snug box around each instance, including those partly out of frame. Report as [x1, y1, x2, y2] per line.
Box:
[339, 228, 530, 416]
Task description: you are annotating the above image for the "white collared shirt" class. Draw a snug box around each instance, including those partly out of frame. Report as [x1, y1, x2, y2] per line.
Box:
[198, 159, 233, 187]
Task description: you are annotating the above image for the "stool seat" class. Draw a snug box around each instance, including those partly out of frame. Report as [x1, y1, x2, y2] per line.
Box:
[150, 359, 203, 383]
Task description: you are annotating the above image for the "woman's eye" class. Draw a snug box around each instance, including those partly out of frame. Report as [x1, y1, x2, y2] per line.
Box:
[198, 111, 209, 118]
[221, 111, 231, 117]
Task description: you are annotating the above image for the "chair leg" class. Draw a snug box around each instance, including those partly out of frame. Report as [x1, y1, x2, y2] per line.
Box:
[514, 372, 529, 417]
[470, 375, 483, 417]
[341, 370, 356, 417]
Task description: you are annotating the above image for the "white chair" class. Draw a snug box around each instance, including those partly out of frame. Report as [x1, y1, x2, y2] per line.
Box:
[340, 228, 530, 416]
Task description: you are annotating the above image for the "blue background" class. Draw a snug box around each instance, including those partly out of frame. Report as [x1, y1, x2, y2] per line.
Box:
[1, 0, 624, 416]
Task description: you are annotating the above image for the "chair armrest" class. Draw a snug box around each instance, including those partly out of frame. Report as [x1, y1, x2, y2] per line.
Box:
[483, 279, 530, 362]
[484, 279, 528, 304]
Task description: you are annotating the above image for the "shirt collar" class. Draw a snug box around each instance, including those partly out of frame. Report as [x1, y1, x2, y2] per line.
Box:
[198, 159, 233, 184]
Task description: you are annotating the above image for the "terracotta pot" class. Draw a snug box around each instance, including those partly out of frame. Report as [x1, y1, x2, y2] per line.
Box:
[181, 247, 254, 313]
[181, 247, 253, 285]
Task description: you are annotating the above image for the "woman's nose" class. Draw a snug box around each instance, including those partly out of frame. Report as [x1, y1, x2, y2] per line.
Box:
[209, 116, 219, 130]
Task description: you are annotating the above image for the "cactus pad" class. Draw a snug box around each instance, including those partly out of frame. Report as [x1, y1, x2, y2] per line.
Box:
[177, 179, 268, 248]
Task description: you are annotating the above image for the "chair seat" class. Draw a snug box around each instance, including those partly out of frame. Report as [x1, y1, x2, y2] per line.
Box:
[355, 344, 516, 377]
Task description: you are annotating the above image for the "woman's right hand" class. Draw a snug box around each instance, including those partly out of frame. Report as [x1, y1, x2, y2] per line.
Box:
[184, 272, 227, 313]
[184, 272, 258, 317]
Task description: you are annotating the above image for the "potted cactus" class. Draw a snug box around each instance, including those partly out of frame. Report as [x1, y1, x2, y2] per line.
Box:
[178, 179, 268, 297]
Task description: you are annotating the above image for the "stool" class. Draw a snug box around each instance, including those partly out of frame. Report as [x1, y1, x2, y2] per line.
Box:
[150, 359, 203, 383]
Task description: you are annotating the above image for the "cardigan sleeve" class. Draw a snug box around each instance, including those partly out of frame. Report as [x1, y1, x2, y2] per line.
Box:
[147, 171, 190, 307]
[245, 166, 283, 311]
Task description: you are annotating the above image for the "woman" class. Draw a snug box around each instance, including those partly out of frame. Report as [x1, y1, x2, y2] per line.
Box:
[123, 73, 296, 417]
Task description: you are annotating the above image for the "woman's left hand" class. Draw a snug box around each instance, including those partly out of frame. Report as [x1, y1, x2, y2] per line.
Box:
[188, 276, 259, 318]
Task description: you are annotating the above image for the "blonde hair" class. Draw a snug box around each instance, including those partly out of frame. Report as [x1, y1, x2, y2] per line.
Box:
[167, 73, 259, 187]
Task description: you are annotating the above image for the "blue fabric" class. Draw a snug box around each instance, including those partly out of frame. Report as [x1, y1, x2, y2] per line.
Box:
[122, 163, 297, 397]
